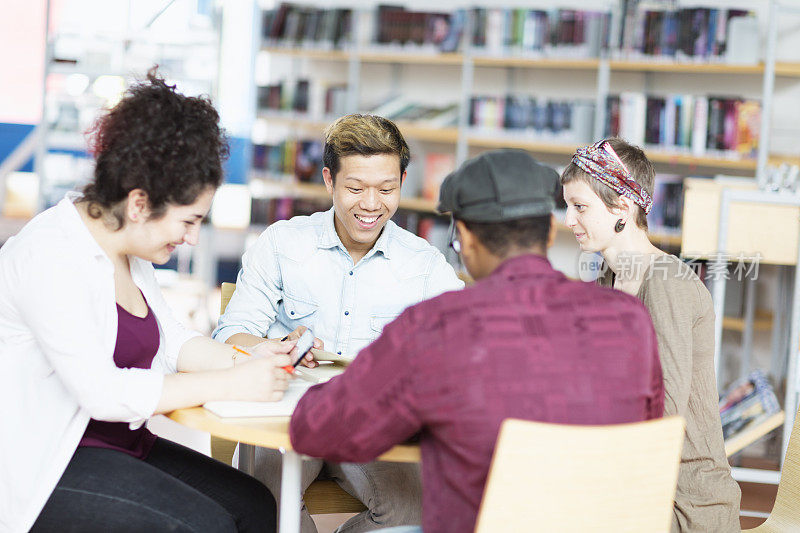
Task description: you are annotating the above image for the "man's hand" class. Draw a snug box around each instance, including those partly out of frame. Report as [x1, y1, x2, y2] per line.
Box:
[285, 326, 324, 368]
[249, 338, 298, 360]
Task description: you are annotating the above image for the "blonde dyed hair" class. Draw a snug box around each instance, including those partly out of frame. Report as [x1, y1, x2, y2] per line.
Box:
[560, 137, 655, 230]
[323, 114, 410, 181]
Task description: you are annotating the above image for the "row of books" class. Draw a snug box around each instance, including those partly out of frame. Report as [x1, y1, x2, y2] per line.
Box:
[257, 80, 309, 113]
[719, 369, 781, 441]
[471, 8, 610, 58]
[616, 2, 756, 61]
[261, 4, 611, 58]
[256, 79, 348, 118]
[250, 197, 328, 228]
[262, 2, 761, 64]
[372, 6, 463, 53]
[470, 96, 594, 145]
[605, 93, 761, 157]
[253, 139, 324, 184]
[262, 4, 352, 49]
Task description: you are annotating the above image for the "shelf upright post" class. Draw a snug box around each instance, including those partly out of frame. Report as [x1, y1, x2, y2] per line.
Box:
[594, 57, 610, 141]
[455, 10, 474, 166]
[757, 0, 778, 181]
[741, 275, 757, 380]
[35, 0, 53, 213]
[345, 9, 363, 114]
[711, 196, 731, 389]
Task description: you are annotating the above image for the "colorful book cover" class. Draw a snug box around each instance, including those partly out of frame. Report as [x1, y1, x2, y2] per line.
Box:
[735, 100, 761, 157]
[422, 153, 456, 201]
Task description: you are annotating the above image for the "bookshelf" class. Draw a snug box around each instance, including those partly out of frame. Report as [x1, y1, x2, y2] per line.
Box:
[725, 411, 786, 457]
[262, 46, 800, 78]
[258, 51, 800, 176]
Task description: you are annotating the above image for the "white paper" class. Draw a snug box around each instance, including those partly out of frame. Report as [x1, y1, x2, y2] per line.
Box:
[204, 379, 314, 418]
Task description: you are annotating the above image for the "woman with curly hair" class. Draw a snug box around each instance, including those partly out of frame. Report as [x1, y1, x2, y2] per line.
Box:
[1, 70, 291, 532]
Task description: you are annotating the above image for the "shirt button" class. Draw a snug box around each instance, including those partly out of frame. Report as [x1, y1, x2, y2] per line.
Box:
[349, 271, 353, 276]
[290, 311, 295, 316]
[337, 351, 342, 355]
[344, 311, 349, 316]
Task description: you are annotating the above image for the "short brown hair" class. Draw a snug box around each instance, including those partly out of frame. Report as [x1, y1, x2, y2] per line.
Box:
[322, 114, 410, 181]
[560, 138, 655, 230]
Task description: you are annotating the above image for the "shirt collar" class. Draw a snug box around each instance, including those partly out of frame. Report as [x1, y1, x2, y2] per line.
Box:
[57, 192, 111, 263]
[488, 253, 559, 282]
[317, 207, 394, 260]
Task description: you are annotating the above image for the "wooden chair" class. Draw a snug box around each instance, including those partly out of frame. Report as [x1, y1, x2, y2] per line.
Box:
[475, 416, 685, 533]
[744, 406, 800, 532]
[211, 282, 367, 514]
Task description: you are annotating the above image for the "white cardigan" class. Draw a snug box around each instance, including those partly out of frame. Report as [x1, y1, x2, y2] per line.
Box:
[0, 195, 201, 532]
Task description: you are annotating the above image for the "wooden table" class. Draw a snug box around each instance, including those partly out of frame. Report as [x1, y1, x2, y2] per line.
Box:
[168, 408, 420, 533]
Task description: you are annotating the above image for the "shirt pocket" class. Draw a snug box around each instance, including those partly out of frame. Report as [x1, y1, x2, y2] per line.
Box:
[281, 293, 319, 329]
[369, 311, 401, 341]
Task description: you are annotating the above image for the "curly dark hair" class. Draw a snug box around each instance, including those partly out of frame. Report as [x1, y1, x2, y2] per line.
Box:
[81, 67, 228, 229]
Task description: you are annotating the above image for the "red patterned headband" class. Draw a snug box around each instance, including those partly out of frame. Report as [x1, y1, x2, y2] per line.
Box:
[571, 140, 653, 214]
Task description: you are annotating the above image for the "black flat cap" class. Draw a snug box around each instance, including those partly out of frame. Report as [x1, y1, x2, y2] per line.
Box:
[437, 149, 559, 222]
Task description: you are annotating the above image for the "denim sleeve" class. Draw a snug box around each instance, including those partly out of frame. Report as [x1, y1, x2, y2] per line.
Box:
[423, 251, 464, 299]
[212, 227, 283, 342]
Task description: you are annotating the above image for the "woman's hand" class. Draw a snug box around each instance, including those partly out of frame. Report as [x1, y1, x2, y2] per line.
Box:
[227, 353, 293, 402]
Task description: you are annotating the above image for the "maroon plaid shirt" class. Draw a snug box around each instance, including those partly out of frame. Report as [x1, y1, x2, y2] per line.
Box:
[290, 254, 664, 533]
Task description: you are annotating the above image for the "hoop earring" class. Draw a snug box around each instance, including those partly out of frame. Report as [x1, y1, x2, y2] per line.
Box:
[614, 219, 626, 233]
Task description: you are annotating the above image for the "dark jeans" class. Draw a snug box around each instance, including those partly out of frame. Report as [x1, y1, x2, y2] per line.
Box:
[31, 437, 276, 533]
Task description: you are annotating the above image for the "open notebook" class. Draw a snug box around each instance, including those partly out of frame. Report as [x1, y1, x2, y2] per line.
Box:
[203, 349, 351, 418]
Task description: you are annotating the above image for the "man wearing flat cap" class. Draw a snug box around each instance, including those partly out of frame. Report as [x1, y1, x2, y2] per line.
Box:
[289, 149, 665, 533]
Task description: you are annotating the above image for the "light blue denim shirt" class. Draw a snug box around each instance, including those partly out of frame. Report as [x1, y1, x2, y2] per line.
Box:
[213, 208, 464, 358]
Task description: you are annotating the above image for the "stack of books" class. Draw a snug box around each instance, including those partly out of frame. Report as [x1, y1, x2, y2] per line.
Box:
[615, 2, 755, 61]
[369, 97, 460, 128]
[470, 8, 611, 58]
[470, 95, 595, 145]
[605, 93, 761, 158]
[719, 369, 781, 441]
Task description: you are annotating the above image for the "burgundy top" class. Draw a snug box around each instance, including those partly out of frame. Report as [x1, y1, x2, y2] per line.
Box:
[78, 299, 160, 459]
[290, 254, 664, 533]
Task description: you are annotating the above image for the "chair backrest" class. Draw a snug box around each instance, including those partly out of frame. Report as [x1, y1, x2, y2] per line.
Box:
[475, 416, 685, 533]
[762, 407, 800, 529]
[220, 282, 236, 315]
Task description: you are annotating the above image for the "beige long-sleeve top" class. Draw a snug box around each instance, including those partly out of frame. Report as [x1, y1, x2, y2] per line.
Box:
[601, 254, 740, 532]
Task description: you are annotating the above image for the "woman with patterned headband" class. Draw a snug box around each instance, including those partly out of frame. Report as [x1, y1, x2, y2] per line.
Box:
[561, 138, 740, 533]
